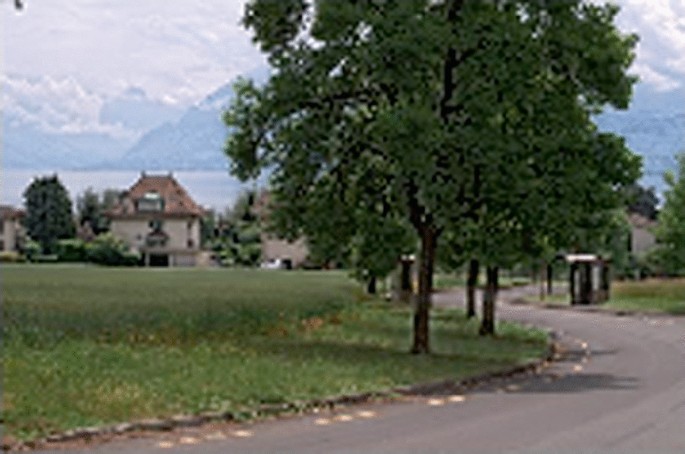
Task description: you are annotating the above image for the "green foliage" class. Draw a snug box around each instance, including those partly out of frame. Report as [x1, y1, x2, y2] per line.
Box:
[85, 233, 139, 267]
[625, 184, 659, 220]
[76, 188, 120, 235]
[56, 239, 87, 263]
[0, 251, 23, 263]
[22, 175, 75, 254]
[653, 153, 685, 276]
[20, 239, 41, 261]
[212, 190, 263, 267]
[226, 0, 640, 345]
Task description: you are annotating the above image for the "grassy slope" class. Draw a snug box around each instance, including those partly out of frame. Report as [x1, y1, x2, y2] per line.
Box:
[3, 265, 547, 441]
[607, 279, 685, 315]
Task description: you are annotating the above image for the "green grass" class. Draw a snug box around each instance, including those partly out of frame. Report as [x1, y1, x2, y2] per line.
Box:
[520, 279, 685, 315]
[607, 279, 685, 315]
[2, 265, 548, 441]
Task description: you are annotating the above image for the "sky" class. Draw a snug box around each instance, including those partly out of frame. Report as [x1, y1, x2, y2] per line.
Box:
[2, 0, 685, 139]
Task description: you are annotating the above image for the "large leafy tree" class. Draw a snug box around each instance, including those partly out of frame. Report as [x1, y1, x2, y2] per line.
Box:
[653, 152, 685, 275]
[23, 175, 75, 254]
[225, 0, 638, 352]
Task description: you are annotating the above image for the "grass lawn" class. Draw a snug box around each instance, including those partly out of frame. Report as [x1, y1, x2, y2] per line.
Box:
[607, 279, 685, 315]
[3, 265, 548, 442]
[520, 279, 685, 315]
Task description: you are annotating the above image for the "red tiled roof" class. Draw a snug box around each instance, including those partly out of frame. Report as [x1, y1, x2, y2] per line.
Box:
[0, 205, 24, 220]
[108, 173, 205, 218]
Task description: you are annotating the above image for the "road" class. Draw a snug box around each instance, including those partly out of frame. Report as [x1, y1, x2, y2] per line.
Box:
[36, 289, 685, 453]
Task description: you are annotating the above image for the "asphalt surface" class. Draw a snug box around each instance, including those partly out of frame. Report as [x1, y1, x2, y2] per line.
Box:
[35, 288, 685, 454]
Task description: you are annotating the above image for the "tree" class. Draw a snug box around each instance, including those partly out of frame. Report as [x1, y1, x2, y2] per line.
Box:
[625, 184, 659, 220]
[653, 152, 685, 275]
[76, 188, 121, 236]
[225, 0, 638, 352]
[23, 175, 75, 254]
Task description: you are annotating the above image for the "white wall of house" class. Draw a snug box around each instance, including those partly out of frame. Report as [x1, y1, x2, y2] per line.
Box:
[0, 219, 20, 252]
[630, 226, 656, 256]
[261, 236, 309, 267]
[110, 218, 200, 253]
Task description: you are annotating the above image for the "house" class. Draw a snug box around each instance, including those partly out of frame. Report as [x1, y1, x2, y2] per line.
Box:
[0, 205, 25, 252]
[253, 191, 309, 268]
[107, 173, 205, 267]
[627, 212, 657, 256]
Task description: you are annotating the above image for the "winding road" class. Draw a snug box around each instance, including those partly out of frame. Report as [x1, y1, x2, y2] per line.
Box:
[36, 288, 685, 453]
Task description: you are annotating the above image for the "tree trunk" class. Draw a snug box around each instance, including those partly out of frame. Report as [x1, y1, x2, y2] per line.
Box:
[367, 275, 377, 295]
[479, 266, 498, 336]
[411, 227, 437, 354]
[547, 263, 553, 295]
[399, 257, 413, 303]
[466, 259, 479, 319]
[539, 263, 547, 301]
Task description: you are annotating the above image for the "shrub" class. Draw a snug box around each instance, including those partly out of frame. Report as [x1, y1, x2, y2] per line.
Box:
[56, 239, 87, 262]
[20, 240, 41, 261]
[86, 234, 139, 266]
[0, 251, 23, 263]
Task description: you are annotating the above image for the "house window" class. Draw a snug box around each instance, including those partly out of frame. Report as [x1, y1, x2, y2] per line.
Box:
[187, 238, 194, 248]
[149, 219, 163, 231]
[0, 240, 4, 251]
[137, 192, 164, 212]
[0, 221, 4, 234]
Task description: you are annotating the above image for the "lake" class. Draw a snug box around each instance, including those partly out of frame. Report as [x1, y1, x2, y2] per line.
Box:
[1, 170, 253, 212]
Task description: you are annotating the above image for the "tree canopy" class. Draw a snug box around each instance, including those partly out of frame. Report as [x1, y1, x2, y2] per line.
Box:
[225, 0, 640, 352]
[23, 175, 75, 254]
[654, 152, 685, 275]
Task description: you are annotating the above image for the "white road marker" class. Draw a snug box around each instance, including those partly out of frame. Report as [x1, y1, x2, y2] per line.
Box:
[333, 414, 354, 422]
[179, 436, 198, 445]
[232, 430, 253, 438]
[427, 398, 446, 406]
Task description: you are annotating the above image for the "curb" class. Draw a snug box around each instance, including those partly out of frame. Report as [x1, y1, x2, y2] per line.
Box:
[3, 333, 560, 452]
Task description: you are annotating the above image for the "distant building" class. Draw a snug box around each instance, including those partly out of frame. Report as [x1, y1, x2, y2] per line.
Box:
[0, 205, 25, 252]
[254, 192, 309, 268]
[627, 212, 657, 256]
[107, 173, 205, 266]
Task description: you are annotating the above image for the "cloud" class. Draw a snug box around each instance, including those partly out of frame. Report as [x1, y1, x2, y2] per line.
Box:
[2, 0, 265, 107]
[1, 74, 136, 139]
[615, 0, 685, 91]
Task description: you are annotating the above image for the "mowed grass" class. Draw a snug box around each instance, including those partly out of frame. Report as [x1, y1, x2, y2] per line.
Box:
[607, 278, 685, 315]
[2, 265, 548, 441]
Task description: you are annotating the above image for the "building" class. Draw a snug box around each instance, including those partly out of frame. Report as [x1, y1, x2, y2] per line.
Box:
[254, 191, 309, 268]
[0, 205, 25, 252]
[107, 173, 205, 266]
[627, 212, 657, 256]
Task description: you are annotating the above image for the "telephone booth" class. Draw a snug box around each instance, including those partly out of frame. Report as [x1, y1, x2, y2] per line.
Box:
[566, 254, 611, 305]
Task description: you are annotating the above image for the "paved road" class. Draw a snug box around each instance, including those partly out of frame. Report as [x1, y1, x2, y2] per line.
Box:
[37, 289, 685, 453]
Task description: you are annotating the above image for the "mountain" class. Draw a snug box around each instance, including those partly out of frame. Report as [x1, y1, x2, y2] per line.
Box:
[1, 117, 132, 169]
[105, 84, 233, 170]
[595, 109, 685, 194]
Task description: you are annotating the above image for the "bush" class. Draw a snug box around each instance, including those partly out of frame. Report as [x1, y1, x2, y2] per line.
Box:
[56, 239, 87, 262]
[20, 240, 41, 261]
[32, 254, 59, 263]
[86, 234, 139, 267]
[0, 251, 23, 263]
